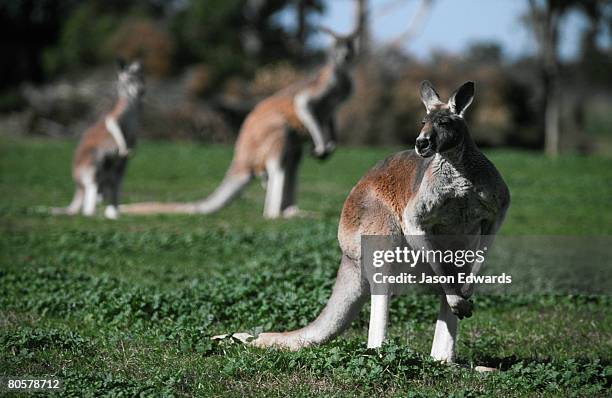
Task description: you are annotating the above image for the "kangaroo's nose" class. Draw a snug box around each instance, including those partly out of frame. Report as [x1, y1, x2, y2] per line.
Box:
[416, 137, 431, 152]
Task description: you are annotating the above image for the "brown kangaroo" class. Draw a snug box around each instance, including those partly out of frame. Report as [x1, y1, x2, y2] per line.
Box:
[120, 29, 358, 218]
[52, 60, 145, 219]
[250, 81, 510, 364]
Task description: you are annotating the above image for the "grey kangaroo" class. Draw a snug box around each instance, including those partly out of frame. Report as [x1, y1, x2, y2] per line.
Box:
[250, 81, 510, 364]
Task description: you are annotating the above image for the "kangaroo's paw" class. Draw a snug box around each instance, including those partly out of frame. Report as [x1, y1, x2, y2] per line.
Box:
[474, 366, 498, 373]
[446, 294, 473, 319]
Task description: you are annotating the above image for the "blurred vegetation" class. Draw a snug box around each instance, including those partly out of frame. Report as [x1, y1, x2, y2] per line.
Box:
[0, 0, 610, 153]
[0, 0, 324, 86]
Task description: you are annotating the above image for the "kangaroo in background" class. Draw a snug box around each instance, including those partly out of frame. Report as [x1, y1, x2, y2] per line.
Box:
[120, 28, 358, 218]
[52, 60, 145, 219]
[250, 81, 510, 364]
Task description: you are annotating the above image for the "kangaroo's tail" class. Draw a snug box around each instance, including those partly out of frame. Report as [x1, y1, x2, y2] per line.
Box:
[119, 171, 252, 216]
[192, 172, 252, 214]
[251, 255, 369, 350]
[119, 201, 199, 214]
[50, 206, 70, 215]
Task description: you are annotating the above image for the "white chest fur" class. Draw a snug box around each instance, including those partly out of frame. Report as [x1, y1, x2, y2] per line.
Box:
[403, 155, 497, 235]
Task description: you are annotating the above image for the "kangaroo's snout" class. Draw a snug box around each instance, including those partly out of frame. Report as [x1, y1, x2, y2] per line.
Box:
[415, 136, 435, 157]
[416, 137, 431, 151]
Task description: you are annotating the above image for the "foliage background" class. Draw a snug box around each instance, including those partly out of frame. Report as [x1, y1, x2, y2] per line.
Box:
[1, 0, 610, 153]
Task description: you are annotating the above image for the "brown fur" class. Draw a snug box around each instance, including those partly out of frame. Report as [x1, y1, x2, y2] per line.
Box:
[53, 60, 144, 218]
[230, 90, 306, 175]
[229, 65, 335, 177]
[338, 151, 425, 259]
[120, 44, 356, 217]
[251, 81, 510, 359]
[72, 120, 120, 177]
[72, 96, 136, 181]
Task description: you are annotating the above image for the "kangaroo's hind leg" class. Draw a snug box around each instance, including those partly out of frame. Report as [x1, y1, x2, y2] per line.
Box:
[263, 157, 286, 219]
[81, 167, 98, 216]
[367, 294, 390, 348]
[430, 295, 459, 363]
[280, 133, 303, 218]
[366, 234, 404, 348]
[104, 158, 127, 220]
[65, 185, 85, 215]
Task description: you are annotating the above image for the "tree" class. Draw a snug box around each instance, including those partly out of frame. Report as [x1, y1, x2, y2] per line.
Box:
[577, 0, 612, 86]
[385, 0, 434, 49]
[526, 0, 567, 156]
[0, 0, 80, 89]
[293, 0, 325, 58]
[171, 0, 321, 85]
[355, 0, 370, 54]
[526, 0, 610, 155]
[466, 42, 503, 65]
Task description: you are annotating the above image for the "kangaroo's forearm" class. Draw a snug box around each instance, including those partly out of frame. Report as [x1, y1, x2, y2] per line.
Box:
[295, 92, 326, 151]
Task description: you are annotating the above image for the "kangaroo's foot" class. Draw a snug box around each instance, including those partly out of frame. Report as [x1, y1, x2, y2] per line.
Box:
[104, 205, 120, 220]
[212, 331, 304, 350]
[250, 331, 310, 351]
[474, 366, 498, 372]
[281, 206, 318, 219]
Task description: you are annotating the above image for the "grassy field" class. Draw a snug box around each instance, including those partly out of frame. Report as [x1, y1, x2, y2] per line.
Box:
[1, 135, 611, 397]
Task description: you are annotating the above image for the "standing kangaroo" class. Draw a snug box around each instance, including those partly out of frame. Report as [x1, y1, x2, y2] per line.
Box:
[120, 29, 357, 219]
[52, 60, 145, 219]
[251, 81, 510, 363]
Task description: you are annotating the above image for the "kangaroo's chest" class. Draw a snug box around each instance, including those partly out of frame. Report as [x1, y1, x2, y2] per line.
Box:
[117, 110, 139, 148]
[404, 168, 498, 235]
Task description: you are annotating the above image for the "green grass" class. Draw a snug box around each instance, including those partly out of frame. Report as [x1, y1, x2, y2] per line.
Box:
[1, 136, 611, 397]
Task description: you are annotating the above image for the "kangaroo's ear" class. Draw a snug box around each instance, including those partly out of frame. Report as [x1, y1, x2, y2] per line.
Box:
[420, 80, 443, 113]
[448, 81, 474, 117]
[116, 58, 127, 71]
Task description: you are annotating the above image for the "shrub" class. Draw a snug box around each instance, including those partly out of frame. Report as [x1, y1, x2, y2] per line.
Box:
[105, 18, 175, 78]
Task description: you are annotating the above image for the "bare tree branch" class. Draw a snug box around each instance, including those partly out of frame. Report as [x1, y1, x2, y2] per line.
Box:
[374, 0, 409, 18]
[387, 0, 434, 48]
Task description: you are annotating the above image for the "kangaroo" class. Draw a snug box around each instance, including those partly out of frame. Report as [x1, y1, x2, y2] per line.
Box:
[52, 60, 145, 219]
[120, 29, 358, 219]
[250, 81, 510, 364]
